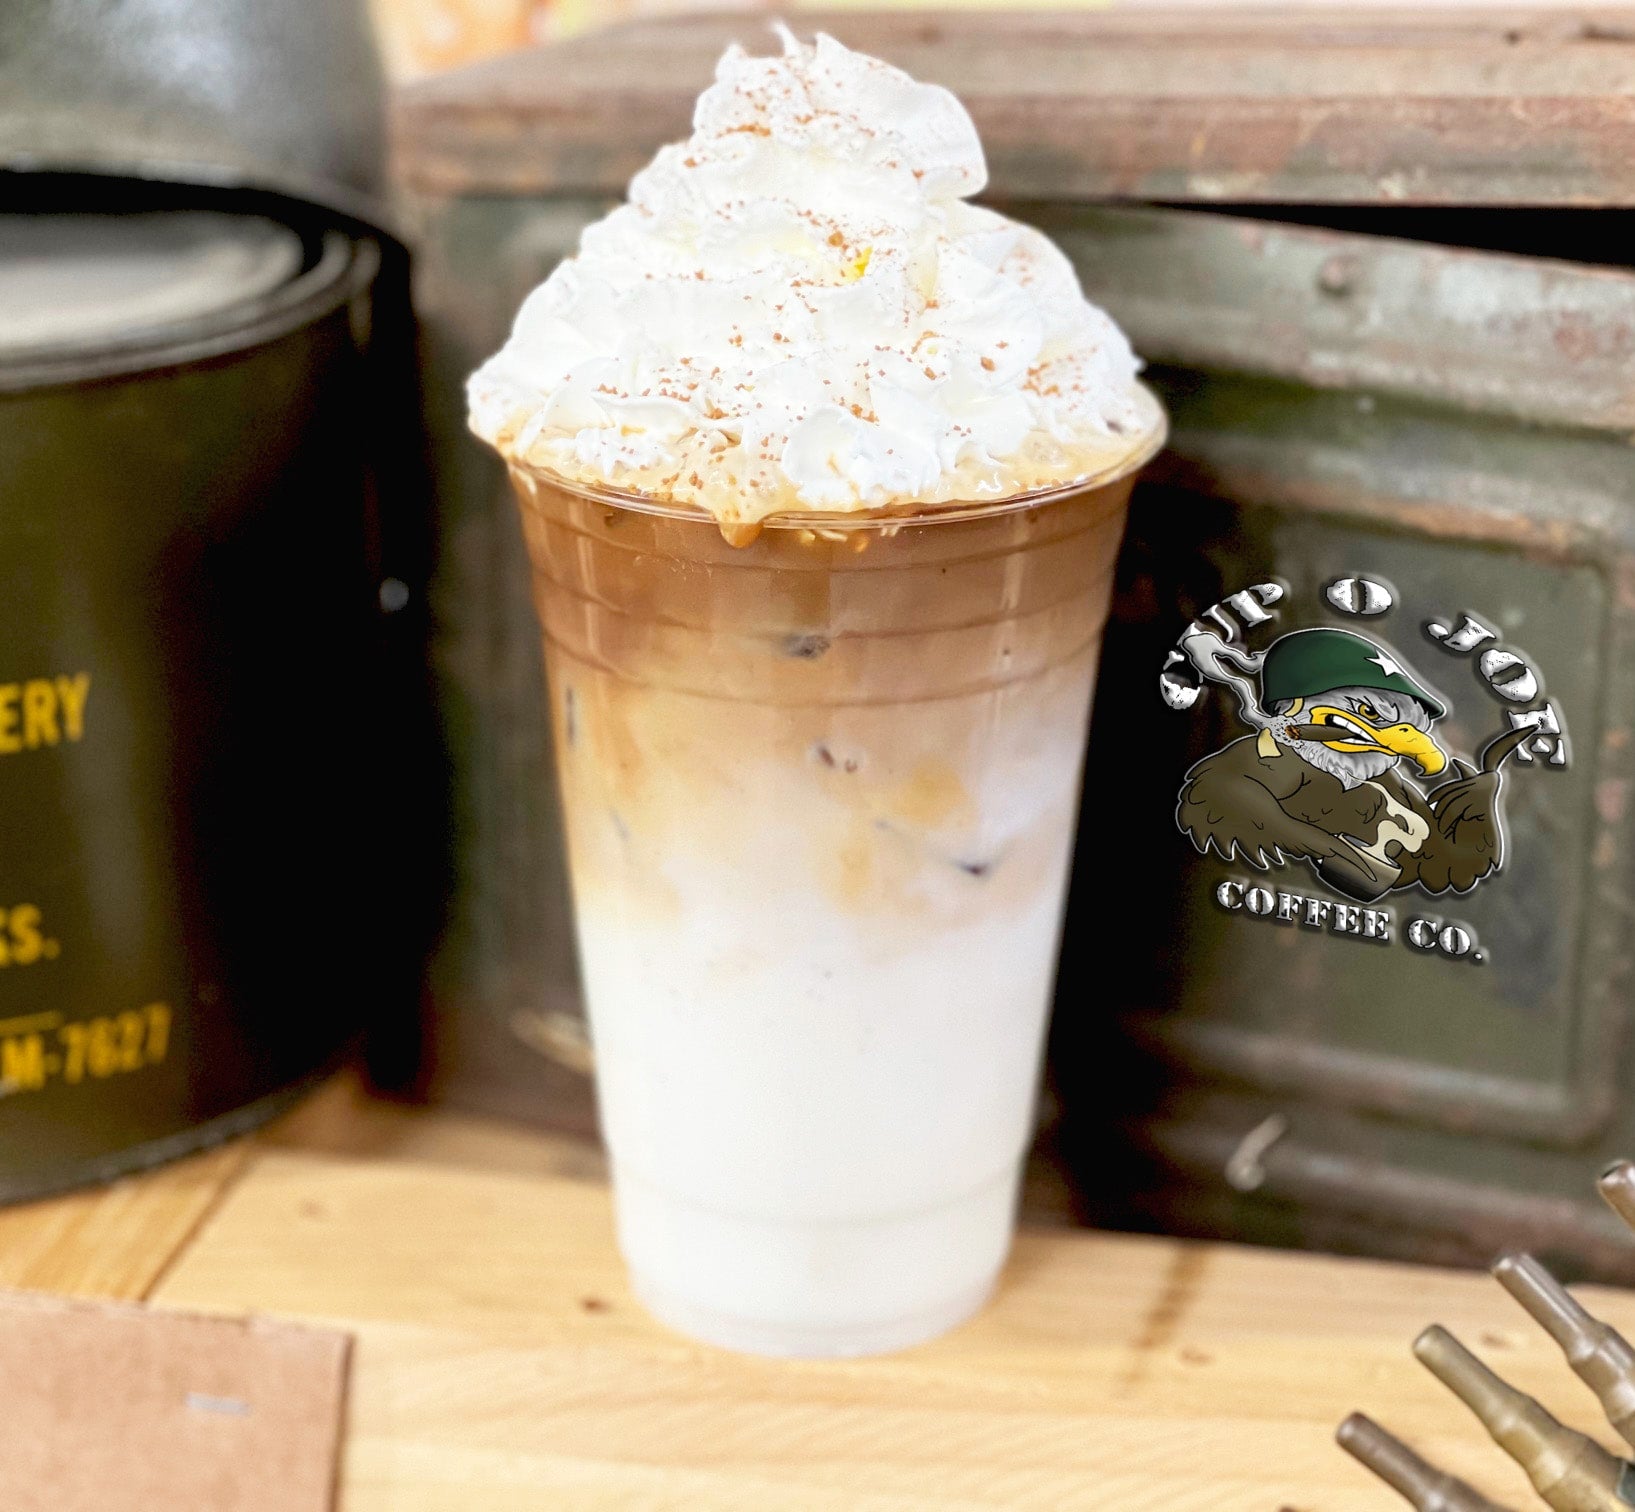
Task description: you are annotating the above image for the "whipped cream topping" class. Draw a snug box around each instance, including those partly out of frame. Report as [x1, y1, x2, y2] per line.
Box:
[469, 28, 1155, 530]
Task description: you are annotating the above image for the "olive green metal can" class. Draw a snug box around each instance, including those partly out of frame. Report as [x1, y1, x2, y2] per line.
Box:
[0, 178, 394, 1199]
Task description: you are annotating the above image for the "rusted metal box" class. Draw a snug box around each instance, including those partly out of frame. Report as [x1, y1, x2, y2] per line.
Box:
[390, 9, 1635, 1273]
[1049, 204, 1635, 1277]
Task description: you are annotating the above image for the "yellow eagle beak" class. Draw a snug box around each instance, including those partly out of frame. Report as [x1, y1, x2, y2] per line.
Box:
[1305, 705, 1449, 777]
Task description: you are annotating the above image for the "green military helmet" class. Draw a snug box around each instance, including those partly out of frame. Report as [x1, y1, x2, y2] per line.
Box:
[1260, 627, 1446, 719]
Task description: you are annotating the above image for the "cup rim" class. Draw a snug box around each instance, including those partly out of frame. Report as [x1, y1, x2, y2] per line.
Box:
[497, 383, 1167, 533]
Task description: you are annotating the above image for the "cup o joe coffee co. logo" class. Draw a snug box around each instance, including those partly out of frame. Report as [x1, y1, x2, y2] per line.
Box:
[1159, 578, 1569, 967]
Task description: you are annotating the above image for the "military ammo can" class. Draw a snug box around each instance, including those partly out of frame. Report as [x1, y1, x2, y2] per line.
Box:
[0, 0, 431, 1198]
[390, 8, 1635, 1272]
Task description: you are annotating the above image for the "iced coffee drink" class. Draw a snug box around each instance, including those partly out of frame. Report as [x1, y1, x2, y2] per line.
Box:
[471, 29, 1164, 1356]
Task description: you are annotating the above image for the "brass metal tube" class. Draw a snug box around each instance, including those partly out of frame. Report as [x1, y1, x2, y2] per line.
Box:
[1599, 1164, 1635, 1239]
[1414, 1325, 1635, 1512]
[1337, 1412, 1517, 1511]
[1494, 1254, 1635, 1452]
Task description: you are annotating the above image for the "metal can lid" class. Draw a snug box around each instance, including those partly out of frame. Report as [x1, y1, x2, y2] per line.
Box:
[0, 0, 389, 235]
[0, 211, 305, 358]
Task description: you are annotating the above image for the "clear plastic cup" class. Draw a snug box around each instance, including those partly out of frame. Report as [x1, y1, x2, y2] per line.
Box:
[505, 409, 1163, 1356]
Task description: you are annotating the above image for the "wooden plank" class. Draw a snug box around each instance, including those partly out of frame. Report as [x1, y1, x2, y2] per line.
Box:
[0, 1142, 250, 1301]
[152, 1146, 1632, 1510]
[0, 1071, 581, 1304]
[391, 7, 1635, 206]
[273, 1070, 1075, 1223]
[264, 1070, 608, 1182]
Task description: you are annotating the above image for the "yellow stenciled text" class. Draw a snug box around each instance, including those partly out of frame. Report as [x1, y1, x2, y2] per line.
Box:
[2, 1031, 45, 1092]
[0, 1003, 172, 1095]
[0, 672, 90, 755]
[0, 904, 58, 967]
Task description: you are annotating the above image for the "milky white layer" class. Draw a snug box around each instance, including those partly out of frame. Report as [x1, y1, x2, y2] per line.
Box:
[563, 673, 1093, 1355]
[586, 898, 1057, 1354]
[469, 29, 1151, 528]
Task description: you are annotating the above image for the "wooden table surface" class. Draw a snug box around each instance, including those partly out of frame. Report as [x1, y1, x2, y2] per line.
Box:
[7, 1074, 1632, 1511]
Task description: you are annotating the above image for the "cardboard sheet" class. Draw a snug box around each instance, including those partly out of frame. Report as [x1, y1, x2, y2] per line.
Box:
[0, 1289, 350, 1512]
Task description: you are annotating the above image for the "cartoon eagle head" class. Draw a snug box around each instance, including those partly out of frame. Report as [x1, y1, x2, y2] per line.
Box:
[1256, 628, 1449, 787]
[1176, 624, 1523, 902]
